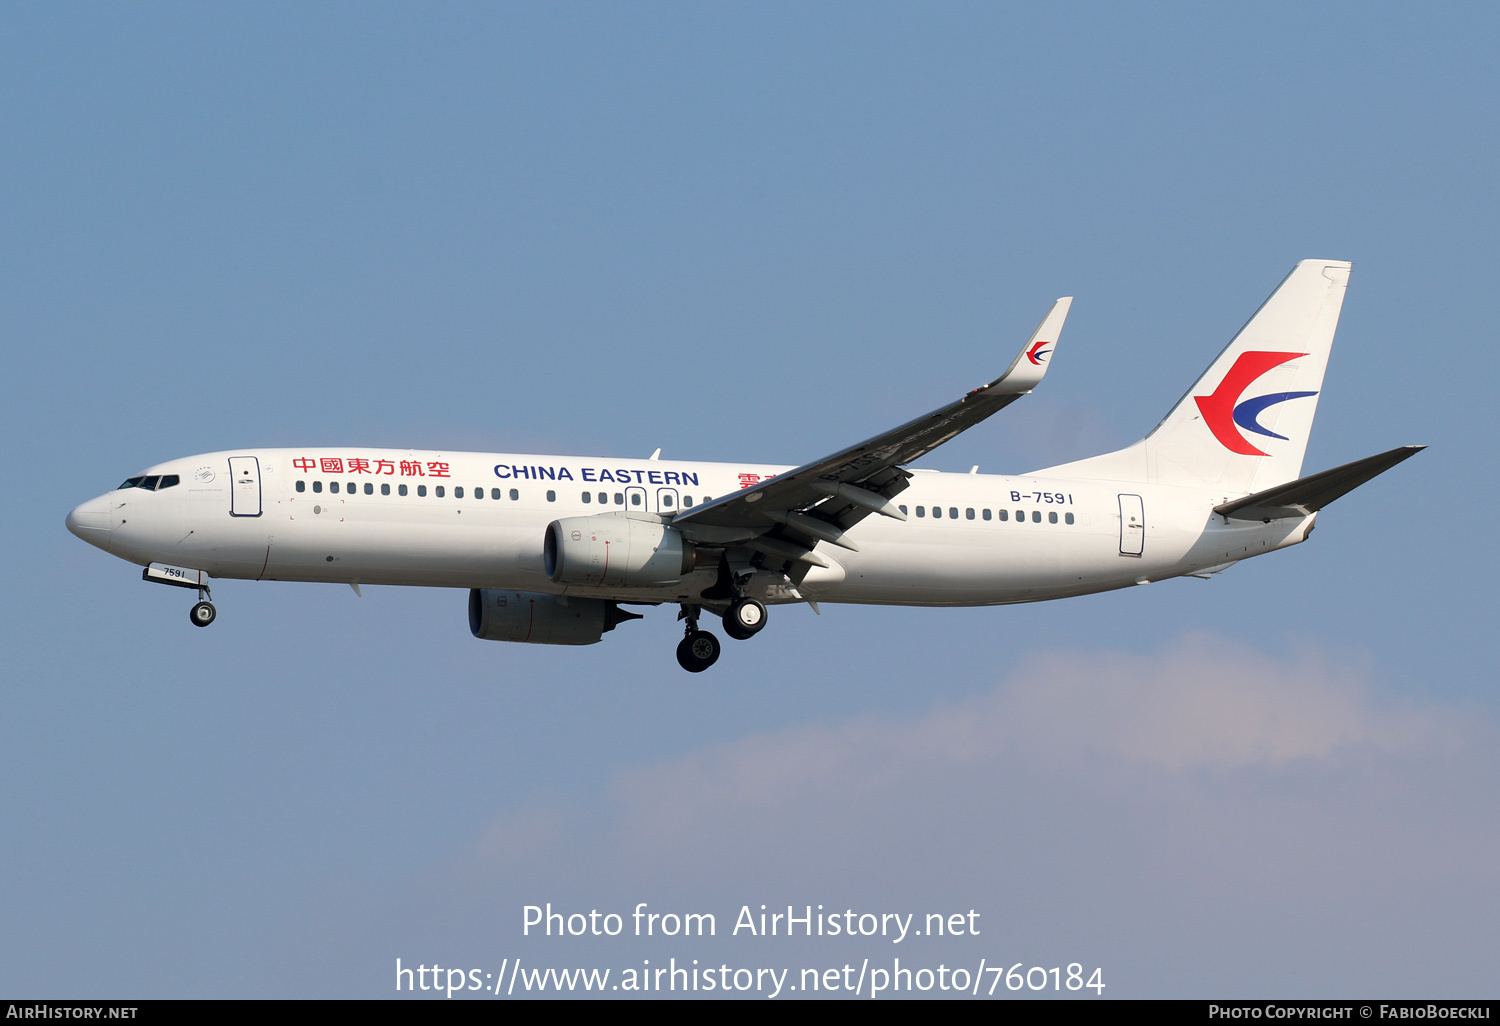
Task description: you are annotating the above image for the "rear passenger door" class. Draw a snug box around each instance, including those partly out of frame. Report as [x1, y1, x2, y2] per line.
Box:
[1117, 493, 1144, 556]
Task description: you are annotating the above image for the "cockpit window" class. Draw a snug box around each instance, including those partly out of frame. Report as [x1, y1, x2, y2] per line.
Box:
[119, 474, 181, 491]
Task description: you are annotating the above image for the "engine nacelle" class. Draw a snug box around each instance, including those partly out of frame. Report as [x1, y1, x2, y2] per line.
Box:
[468, 589, 641, 646]
[544, 516, 690, 588]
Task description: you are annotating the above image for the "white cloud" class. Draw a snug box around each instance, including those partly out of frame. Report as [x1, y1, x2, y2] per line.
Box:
[612, 634, 1459, 846]
[304, 634, 1500, 996]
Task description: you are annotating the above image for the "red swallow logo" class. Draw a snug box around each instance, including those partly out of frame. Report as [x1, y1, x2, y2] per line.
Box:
[1194, 351, 1315, 456]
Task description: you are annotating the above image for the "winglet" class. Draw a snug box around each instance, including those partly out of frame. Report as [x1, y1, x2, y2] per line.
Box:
[989, 297, 1072, 393]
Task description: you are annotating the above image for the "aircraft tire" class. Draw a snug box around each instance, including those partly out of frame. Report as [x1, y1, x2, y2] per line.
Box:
[676, 630, 720, 672]
[724, 597, 767, 638]
[190, 601, 217, 627]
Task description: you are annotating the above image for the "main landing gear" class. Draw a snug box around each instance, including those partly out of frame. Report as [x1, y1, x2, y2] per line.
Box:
[675, 596, 772, 672]
[676, 606, 721, 673]
[676, 630, 721, 673]
[723, 597, 767, 640]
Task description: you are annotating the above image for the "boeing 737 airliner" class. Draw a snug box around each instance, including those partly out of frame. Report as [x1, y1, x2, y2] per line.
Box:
[66, 260, 1421, 671]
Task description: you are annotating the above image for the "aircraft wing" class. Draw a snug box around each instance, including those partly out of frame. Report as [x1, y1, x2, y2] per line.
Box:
[673, 298, 1072, 549]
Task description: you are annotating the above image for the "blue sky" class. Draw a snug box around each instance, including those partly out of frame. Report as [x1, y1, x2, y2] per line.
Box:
[3, 3, 1496, 997]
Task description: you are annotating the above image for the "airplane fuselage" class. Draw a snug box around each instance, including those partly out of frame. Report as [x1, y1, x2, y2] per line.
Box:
[67, 447, 1312, 608]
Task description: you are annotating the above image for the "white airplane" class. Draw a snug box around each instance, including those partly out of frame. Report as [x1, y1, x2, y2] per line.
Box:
[67, 260, 1421, 672]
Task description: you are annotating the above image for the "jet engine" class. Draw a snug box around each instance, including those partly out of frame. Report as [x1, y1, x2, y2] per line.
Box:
[468, 589, 641, 646]
[544, 516, 690, 588]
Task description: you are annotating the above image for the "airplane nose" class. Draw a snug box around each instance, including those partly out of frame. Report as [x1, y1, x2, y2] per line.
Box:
[66, 495, 113, 549]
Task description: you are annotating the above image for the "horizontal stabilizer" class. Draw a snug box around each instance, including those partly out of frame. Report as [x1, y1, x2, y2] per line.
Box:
[1214, 445, 1425, 521]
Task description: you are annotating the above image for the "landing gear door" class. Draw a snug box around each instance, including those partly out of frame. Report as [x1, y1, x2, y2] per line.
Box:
[1118, 493, 1144, 556]
[229, 456, 263, 517]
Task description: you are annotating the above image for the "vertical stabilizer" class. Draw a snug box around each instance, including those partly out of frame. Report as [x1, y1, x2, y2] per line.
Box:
[1037, 260, 1351, 493]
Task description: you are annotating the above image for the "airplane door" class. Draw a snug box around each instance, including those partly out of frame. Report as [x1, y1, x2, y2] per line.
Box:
[229, 456, 263, 517]
[624, 485, 647, 512]
[1118, 493, 1144, 556]
[655, 487, 679, 514]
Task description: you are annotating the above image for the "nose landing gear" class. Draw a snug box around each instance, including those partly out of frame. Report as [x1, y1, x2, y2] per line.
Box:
[188, 581, 216, 627]
[142, 563, 218, 627]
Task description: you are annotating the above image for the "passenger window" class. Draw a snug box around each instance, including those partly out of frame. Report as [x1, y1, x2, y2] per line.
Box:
[330, 482, 340, 494]
[510, 488, 519, 500]
[598, 492, 608, 504]
[1015, 509, 1024, 521]
[547, 490, 557, 502]
[381, 483, 391, 496]
[399, 484, 408, 496]
[347, 481, 355, 492]
[684, 496, 694, 507]
[473, 486, 482, 499]
[437, 486, 447, 498]
[982, 509, 991, 521]
[899, 505, 908, 515]
[364, 483, 373, 495]
[1049, 511, 1058, 524]
[916, 506, 926, 517]
[1031, 510, 1041, 523]
[662, 494, 674, 508]
[614, 493, 624, 505]
[455, 487, 464, 498]
[582, 492, 591, 503]
[159, 475, 180, 489]
[417, 485, 427, 497]
[932, 506, 942, 518]
[950, 507, 959, 519]
[492, 488, 501, 499]
[630, 492, 640, 506]
[998, 509, 1008, 521]
[296, 480, 305, 493]
[1065, 512, 1075, 525]
[966, 508, 975, 520]
[313, 481, 323, 493]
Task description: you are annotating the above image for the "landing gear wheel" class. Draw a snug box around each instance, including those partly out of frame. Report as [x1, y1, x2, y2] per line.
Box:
[723, 598, 767, 640]
[189, 601, 217, 627]
[676, 630, 721, 673]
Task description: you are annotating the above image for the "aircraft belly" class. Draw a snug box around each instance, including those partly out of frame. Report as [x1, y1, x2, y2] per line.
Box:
[825, 533, 1074, 605]
[818, 512, 1206, 605]
[263, 509, 543, 586]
